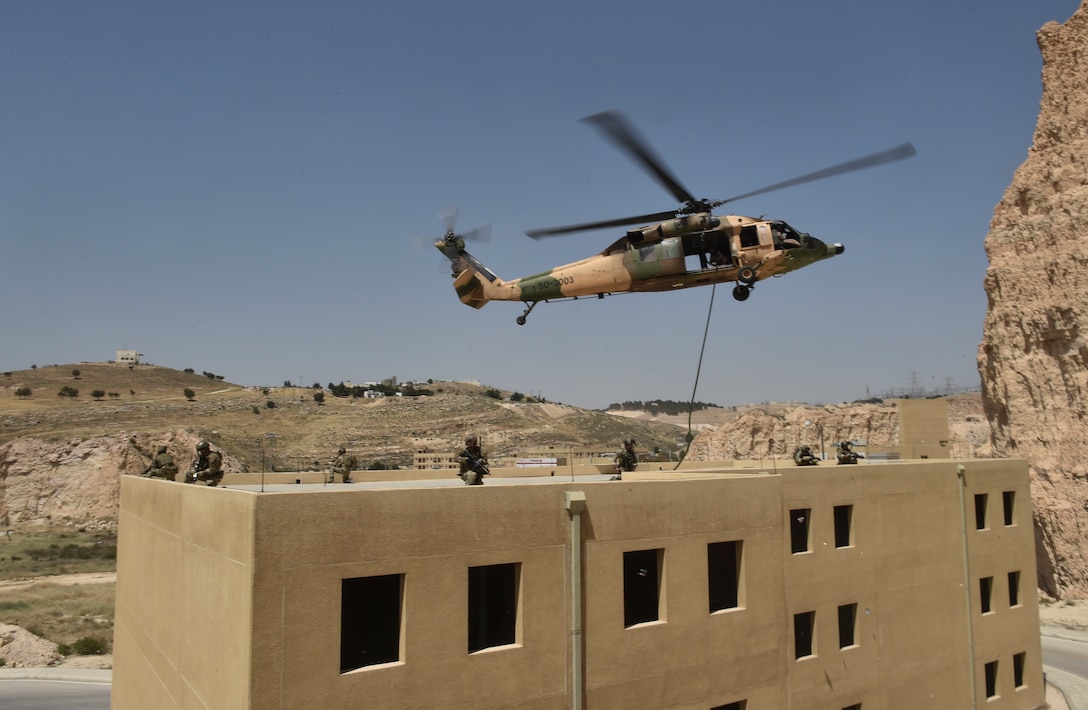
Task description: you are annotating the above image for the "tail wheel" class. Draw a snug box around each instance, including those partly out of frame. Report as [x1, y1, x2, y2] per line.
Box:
[732, 285, 750, 301]
[737, 266, 757, 285]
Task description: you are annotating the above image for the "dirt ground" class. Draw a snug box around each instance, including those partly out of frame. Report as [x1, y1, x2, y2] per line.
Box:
[1039, 598, 1088, 630]
[0, 571, 116, 593]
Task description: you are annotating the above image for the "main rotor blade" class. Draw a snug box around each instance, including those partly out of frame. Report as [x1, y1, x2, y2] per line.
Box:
[717, 142, 917, 206]
[582, 111, 698, 207]
[526, 209, 679, 239]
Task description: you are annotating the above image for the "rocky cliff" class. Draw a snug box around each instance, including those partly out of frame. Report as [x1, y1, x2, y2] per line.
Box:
[978, 2, 1088, 598]
[0, 431, 240, 530]
[686, 395, 988, 463]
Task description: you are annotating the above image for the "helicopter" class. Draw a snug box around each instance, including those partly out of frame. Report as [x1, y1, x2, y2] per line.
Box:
[435, 111, 915, 325]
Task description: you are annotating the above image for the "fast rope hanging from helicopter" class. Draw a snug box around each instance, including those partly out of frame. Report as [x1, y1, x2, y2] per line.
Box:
[673, 277, 718, 470]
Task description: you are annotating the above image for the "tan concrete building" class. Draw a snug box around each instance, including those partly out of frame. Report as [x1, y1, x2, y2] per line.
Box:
[112, 459, 1043, 709]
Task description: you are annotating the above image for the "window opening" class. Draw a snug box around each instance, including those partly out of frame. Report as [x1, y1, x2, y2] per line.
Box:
[1003, 490, 1015, 526]
[340, 573, 403, 673]
[1008, 571, 1021, 607]
[711, 702, 746, 710]
[838, 603, 857, 648]
[974, 493, 988, 530]
[980, 576, 993, 614]
[468, 563, 519, 653]
[790, 508, 811, 554]
[834, 504, 853, 548]
[624, 549, 663, 627]
[985, 660, 999, 698]
[794, 610, 815, 659]
[1013, 652, 1026, 688]
[708, 541, 743, 612]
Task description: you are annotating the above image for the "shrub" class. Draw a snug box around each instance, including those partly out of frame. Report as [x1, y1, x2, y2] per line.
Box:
[266, 400, 276, 409]
[183, 388, 196, 401]
[90, 390, 106, 400]
[14, 387, 31, 398]
[72, 636, 108, 655]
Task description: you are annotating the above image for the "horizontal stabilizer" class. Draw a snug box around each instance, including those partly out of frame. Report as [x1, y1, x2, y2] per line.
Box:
[454, 270, 489, 309]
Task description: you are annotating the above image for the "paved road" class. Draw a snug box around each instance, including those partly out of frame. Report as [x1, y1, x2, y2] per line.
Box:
[1044, 626, 1088, 710]
[0, 679, 110, 709]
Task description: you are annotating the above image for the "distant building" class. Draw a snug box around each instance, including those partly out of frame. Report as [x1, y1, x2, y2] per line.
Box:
[116, 349, 141, 366]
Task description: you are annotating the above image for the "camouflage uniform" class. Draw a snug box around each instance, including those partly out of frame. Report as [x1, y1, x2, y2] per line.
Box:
[456, 437, 488, 485]
[144, 446, 179, 481]
[794, 446, 819, 466]
[329, 447, 357, 484]
[836, 441, 859, 465]
[612, 439, 638, 479]
[190, 441, 224, 486]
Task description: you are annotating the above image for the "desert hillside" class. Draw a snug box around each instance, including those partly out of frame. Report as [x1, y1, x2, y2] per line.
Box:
[0, 362, 979, 532]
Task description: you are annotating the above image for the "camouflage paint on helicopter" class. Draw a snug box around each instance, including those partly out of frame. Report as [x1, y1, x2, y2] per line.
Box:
[433, 110, 910, 325]
[438, 211, 844, 324]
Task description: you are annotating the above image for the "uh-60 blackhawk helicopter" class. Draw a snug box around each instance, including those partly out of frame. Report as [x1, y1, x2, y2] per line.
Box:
[436, 110, 915, 325]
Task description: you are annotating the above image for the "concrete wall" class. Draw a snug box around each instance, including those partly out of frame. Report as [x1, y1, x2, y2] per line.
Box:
[113, 481, 256, 709]
[113, 460, 1044, 709]
[896, 398, 952, 459]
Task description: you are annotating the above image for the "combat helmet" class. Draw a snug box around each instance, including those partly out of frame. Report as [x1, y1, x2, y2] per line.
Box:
[196, 440, 210, 451]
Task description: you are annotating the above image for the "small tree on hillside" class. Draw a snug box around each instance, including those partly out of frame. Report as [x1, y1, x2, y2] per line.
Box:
[15, 387, 31, 399]
[71, 369, 81, 379]
[58, 386, 79, 399]
[313, 391, 325, 405]
[90, 390, 106, 401]
[108, 392, 120, 399]
[183, 388, 196, 401]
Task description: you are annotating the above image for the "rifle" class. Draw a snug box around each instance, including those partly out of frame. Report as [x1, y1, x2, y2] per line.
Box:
[185, 456, 207, 484]
[462, 450, 490, 477]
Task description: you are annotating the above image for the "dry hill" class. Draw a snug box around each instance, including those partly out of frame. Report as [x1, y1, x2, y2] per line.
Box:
[1, 362, 981, 532]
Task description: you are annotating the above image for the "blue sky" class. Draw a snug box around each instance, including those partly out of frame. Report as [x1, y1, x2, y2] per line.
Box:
[1, 1, 1078, 410]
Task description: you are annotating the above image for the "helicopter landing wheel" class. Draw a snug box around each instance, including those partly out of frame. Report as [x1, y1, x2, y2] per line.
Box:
[732, 285, 750, 302]
[517, 301, 538, 325]
[737, 266, 757, 285]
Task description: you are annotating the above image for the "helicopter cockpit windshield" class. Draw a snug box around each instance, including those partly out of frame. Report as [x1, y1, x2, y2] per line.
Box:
[771, 221, 803, 249]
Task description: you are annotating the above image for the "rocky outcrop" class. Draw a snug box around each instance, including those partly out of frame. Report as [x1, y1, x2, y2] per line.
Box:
[0, 431, 241, 530]
[0, 624, 61, 668]
[685, 396, 987, 462]
[688, 403, 899, 461]
[978, 2, 1088, 598]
